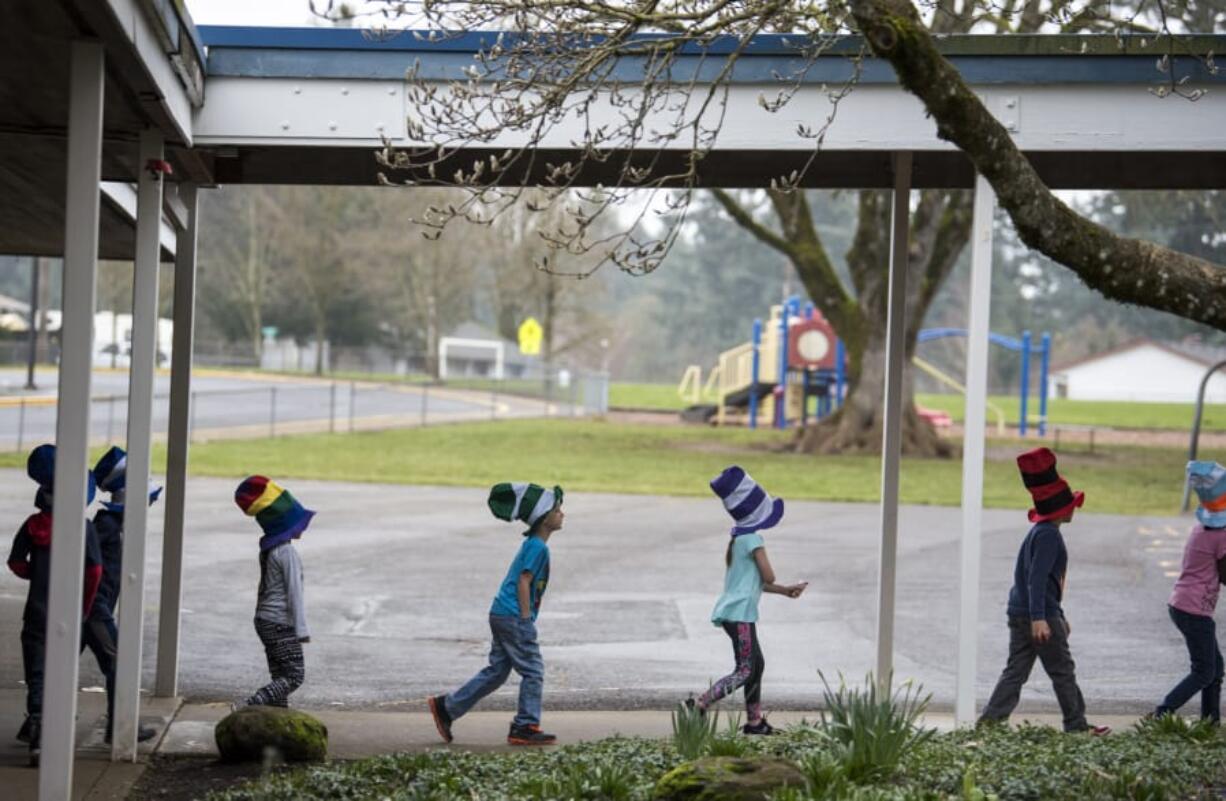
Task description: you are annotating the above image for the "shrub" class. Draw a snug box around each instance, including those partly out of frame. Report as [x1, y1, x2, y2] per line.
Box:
[671, 700, 719, 760]
[817, 672, 934, 783]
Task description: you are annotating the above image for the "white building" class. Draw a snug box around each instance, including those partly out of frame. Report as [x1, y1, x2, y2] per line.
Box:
[1050, 338, 1226, 403]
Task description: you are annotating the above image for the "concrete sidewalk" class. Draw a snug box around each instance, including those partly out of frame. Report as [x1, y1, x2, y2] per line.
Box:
[158, 702, 1143, 760]
[1, 690, 180, 801]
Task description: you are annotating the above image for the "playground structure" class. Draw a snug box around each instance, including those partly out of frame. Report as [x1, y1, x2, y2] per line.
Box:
[681, 312, 1053, 436]
[680, 297, 845, 429]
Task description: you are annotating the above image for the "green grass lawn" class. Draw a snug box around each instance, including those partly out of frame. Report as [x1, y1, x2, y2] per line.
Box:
[0, 420, 1188, 516]
[606, 380, 1226, 430]
[916, 393, 1226, 431]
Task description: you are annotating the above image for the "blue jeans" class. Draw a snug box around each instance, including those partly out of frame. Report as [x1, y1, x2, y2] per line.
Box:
[1157, 605, 1223, 723]
[445, 614, 544, 727]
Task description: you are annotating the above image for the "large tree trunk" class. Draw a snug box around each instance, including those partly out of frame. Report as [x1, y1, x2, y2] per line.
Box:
[851, 0, 1226, 330]
[796, 329, 951, 457]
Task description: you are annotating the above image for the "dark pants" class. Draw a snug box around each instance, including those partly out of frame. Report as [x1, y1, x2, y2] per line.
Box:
[980, 616, 1088, 732]
[80, 608, 118, 734]
[246, 618, 305, 707]
[698, 622, 766, 722]
[21, 624, 45, 719]
[1156, 605, 1223, 723]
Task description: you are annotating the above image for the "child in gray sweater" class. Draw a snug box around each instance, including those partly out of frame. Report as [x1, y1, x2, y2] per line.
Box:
[234, 476, 315, 707]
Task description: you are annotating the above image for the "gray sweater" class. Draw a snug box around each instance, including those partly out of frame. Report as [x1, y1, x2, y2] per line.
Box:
[255, 543, 309, 639]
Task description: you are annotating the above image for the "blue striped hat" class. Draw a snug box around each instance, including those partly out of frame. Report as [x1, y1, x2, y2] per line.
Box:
[710, 466, 784, 536]
[1187, 460, 1226, 529]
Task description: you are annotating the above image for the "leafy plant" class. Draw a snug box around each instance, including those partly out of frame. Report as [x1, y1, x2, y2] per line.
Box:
[709, 711, 754, 757]
[817, 672, 934, 783]
[671, 700, 719, 760]
[1133, 713, 1221, 743]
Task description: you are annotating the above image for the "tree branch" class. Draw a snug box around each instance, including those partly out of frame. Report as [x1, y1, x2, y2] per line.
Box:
[709, 189, 798, 261]
[851, 0, 1226, 331]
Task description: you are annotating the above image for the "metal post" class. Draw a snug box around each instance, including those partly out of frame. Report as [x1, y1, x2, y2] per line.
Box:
[349, 381, 355, 432]
[1038, 333, 1051, 437]
[269, 386, 277, 438]
[955, 174, 995, 725]
[26, 257, 40, 389]
[835, 339, 846, 408]
[155, 183, 198, 699]
[1019, 330, 1031, 437]
[189, 391, 197, 442]
[41, 40, 104, 801]
[329, 382, 336, 434]
[776, 303, 789, 429]
[875, 151, 911, 693]
[748, 319, 762, 429]
[107, 396, 115, 444]
[1181, 360, 1226, 511]
[112, 128, 165, 761]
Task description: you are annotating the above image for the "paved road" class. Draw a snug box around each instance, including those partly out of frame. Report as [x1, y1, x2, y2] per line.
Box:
[0, 474, 1205, 715]
[0, 369, 559, 447]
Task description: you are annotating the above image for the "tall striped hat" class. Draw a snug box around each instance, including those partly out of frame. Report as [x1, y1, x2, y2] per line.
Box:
[488, 482, 564, 533]
[710, 466, 784, 536]
[1187, 461, 1226, 529]
[235, 476, 315, 549]
[92, 446, 163, 512]
[1017, 447, 1084, 523]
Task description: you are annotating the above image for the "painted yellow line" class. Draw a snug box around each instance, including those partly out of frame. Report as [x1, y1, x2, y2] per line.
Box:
[0, 395, 57, 408]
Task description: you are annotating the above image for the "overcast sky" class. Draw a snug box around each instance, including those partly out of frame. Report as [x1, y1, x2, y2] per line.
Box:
[186, 0, 331, 26]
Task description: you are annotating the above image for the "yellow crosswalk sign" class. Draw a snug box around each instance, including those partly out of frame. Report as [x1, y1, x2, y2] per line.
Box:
[518, 317, 543, 355]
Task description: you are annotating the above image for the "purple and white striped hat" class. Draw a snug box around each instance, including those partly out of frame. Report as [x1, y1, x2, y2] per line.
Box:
[710, 466, 785, 536]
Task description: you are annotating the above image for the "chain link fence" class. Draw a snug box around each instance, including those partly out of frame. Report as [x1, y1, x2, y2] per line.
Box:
[0, 369, 609, 452]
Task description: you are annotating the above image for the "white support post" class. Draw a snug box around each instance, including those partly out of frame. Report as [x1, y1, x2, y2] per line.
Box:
[155, 184, 198, 698]
[40, 41, 104, 801]
[955, 175, 996, 725]
[875, 151, 912, 693]
[112, 129, 164, 760]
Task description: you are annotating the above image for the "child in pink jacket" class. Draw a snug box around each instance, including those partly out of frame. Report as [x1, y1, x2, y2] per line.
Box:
[1153, 461, 1226, 723]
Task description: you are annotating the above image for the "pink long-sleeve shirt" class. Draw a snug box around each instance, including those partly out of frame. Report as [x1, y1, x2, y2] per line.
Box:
[1169, 524, 1226, 617]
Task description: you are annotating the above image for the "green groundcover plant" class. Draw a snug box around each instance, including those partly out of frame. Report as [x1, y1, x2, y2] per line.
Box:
[208, 709, 1226, 801]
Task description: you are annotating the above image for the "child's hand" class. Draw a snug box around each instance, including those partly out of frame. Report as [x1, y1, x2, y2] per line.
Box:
[1030, 620, 1051, 644]
[786, 582, 808, 599]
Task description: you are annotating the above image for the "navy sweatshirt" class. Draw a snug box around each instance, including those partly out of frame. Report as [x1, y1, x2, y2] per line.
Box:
[1006, 521, 1067, 621]
[92, 510, 124, 614]
[8, 511, 103, 631]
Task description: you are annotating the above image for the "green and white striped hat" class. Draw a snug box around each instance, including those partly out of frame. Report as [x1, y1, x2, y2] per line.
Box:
[488, 482, 564, 532]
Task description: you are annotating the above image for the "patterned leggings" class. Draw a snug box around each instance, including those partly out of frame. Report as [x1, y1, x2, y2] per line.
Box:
[698, 621, 765, 722]
[246, 618, 305, 707]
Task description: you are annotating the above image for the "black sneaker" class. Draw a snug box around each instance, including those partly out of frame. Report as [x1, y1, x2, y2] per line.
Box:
[507, 723, 557, 746]
[742, 718, 777, 736]
[104, 725, 158, 744]
[16, 715, 31, 744]
[428, 695, 453, 744]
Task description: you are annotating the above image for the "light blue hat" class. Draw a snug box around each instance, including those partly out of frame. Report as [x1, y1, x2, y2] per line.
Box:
[1187, 461, 1226, 529]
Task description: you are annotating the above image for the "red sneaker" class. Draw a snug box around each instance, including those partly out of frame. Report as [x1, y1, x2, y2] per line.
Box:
[428, 695, 453, 743]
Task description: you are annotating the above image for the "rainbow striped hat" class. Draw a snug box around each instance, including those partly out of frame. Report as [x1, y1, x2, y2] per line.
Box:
[1187, 461, 1226, 529]
[235, 476, 315, 550]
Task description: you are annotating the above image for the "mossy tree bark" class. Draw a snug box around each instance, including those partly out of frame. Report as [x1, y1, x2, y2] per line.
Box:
[851, 0, 1226, 331]
[711, 186, 969, 457]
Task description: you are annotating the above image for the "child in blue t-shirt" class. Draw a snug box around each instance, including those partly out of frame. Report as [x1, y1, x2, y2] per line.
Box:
[429, 482, 564, 746]
[690, 467, 806, 735]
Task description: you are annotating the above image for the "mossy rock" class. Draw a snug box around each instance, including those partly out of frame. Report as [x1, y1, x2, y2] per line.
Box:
[654, 756, 806, 800]
[215, 706, 328, 763]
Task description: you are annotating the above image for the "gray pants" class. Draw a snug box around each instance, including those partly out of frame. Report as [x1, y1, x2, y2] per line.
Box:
[979, 616, 1088, 732]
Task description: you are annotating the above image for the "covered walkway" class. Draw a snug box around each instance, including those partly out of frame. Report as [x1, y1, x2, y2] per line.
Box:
[2, 3, 1224, 798]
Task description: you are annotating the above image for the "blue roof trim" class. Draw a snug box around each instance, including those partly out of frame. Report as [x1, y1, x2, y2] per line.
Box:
[197, 27, 1225, 85]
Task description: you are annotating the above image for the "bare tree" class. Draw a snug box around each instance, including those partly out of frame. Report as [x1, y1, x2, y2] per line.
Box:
[318, 0, 1224, 451]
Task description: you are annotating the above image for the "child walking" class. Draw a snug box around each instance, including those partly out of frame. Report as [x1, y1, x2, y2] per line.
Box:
[234, 476, 314, 707]
[90, 446, 160, 744]
[1152, 460, 1226, 723]
[978, 447, 1109, 735]
[7, 444, 102, 763]
[690, 466, 806, 735]
[429, 482, 564, 746]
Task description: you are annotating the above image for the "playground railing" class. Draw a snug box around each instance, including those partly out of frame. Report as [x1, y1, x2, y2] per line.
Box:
[678, 365, 702, 404]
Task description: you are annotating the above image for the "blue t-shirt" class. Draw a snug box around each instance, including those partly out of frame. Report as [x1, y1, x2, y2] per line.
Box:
[490, 535, 551, 620]
[710, 533, 765, 625]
